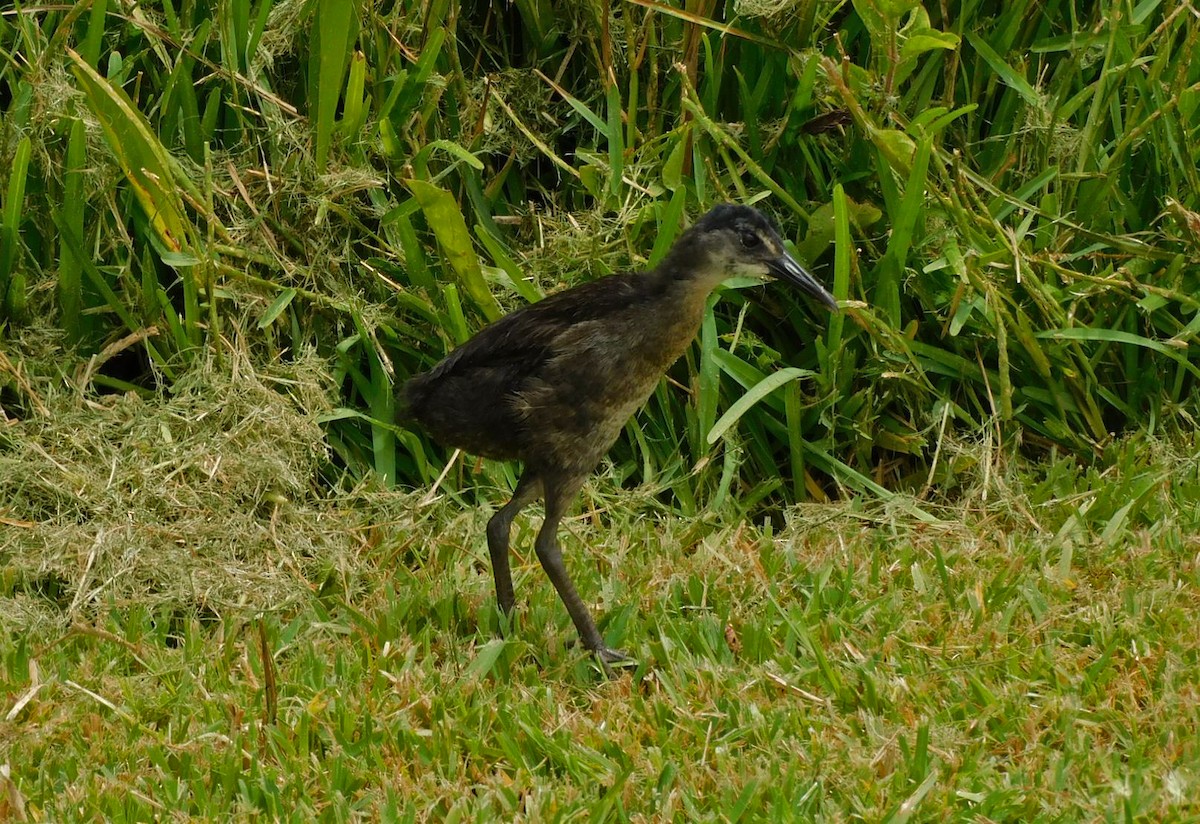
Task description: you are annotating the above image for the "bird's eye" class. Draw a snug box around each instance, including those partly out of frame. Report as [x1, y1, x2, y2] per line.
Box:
[740, 231, 761, 248]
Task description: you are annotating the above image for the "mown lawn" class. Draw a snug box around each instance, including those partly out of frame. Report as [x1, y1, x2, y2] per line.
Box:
[3, 370, 1199, 820]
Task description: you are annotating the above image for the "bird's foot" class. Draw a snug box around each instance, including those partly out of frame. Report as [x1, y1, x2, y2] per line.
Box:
[595, 646, 637, 677]
[599, 646, 634, 665]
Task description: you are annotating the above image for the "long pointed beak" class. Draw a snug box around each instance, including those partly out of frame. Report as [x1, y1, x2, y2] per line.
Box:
[768, 251, 839, 312]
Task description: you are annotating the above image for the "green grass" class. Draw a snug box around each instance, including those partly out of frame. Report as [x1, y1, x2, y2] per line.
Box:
[3, 0, 1200, 818]
[3, 368, 1200, 819]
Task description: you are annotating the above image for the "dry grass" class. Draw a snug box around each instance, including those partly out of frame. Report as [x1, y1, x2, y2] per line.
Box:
[0, 347, 406, 636]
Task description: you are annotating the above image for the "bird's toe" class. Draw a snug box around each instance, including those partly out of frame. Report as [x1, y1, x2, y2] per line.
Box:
[598, 646, 637, 668]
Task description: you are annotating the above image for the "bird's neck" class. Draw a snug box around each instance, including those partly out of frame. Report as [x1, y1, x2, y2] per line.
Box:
[650, 257, 726, 314]
[655, 242, 730, 292]
[637, 267, 720, 359]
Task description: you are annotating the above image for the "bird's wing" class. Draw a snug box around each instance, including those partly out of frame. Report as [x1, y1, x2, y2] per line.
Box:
[422, 273, 646, 382]
[421, 308, 556, 383]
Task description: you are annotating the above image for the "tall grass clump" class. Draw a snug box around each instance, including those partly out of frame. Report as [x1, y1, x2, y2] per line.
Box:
[0, 0, 1197, 508]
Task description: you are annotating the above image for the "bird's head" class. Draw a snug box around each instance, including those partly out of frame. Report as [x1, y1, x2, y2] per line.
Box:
[672, 204, 839, 312]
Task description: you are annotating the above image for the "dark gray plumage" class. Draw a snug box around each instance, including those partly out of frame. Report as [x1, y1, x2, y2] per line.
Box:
[402, 204, 837, 670]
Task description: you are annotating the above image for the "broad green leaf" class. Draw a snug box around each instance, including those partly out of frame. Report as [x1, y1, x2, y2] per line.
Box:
[60, 119, 87, 339]
[1037, 327, 1200, 379]
[797, 198, 882, 266]
[709, 367, 812, 445]
[68, 50, 192, 258]
[474, 224, 541, 303]
[877, 134, 931, 325]
[901, 31, 959, 60]
[871, 127, 918, 174]
[0, 136, 31, 318]
[412, 139, 485, 171]
[698, 295, 721, 448]
[466, 638, 508, 679]
[877, 0, 919, 18]
[827, 185, 851, 353]
[966, 32, 1040, 105]
[851, 0, 887, 38]
[663, 135, 688, 192]
[607, 84, 625, 198]
[258, 288, 298, 329]
[81, 0, 109, 68]
[310, 0, 358, 173]
[405, 179, 503, 322]
[339, 50, 370, 140]
[647, 188, 688, 268]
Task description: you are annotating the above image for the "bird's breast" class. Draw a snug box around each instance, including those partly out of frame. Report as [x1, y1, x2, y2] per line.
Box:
[514, 302, 706, 452]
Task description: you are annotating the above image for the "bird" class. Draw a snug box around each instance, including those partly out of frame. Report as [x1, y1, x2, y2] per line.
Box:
[401, 203, 838, 672]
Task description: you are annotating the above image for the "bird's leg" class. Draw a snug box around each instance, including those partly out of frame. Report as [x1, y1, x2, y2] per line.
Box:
[536, 477, 633, 675]
[485, 472, 542, 615]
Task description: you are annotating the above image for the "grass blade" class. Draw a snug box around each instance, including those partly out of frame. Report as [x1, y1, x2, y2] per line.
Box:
[965, 32, 1039, 106]
[68, 48, 202, 346]
[310, 0, 358, 173]
[708, 367, 812, 445]
[60, 120, 87, 341]
[0, 135, 31, 321]
[405, 179, 503, 322]
[68, 50, 189, 257]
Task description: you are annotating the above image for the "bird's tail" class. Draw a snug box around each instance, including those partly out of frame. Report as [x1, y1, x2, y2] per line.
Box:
[393, 372, 428, 426]
[393, 375, 415, 425]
